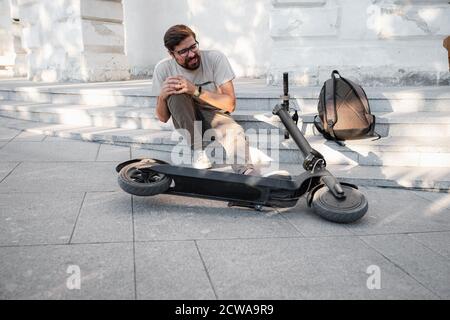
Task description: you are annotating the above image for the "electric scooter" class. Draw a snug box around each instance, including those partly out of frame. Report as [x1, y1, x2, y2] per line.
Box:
[115, 73, 368, 223]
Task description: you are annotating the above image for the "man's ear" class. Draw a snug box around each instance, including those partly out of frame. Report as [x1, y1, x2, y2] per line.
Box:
[168, 50, 174, 58]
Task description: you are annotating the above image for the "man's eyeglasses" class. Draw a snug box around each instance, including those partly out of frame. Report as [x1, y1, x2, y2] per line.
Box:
[174, 41, 199, 57]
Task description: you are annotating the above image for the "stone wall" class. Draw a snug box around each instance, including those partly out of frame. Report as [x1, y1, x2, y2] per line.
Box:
[1, 0, 448, 85]
[0, 0, 14, 75]
[122, 0, 272, 79]
[18, 0, 130, 82]
[0, 0, 26, 77]
[268, 0, 450, 86]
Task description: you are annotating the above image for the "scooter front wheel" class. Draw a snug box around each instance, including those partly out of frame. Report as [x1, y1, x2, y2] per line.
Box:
[311, 185, 368, 223]
[118, 161, 172, 196]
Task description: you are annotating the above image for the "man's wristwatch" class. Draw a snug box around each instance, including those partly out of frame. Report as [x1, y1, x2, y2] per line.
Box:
[193, 85, 202, 98]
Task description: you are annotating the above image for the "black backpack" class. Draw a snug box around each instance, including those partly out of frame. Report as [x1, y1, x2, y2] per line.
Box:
[314, 70, 379, 145]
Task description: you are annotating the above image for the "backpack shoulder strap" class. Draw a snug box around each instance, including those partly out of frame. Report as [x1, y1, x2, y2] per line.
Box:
[324, 71, 339, 139]
[313, 115, 327, 135]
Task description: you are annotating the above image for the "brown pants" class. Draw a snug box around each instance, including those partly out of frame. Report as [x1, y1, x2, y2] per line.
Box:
[166, 94, 254, 174]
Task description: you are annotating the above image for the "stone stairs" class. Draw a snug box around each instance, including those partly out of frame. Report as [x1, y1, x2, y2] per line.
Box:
[0, 78, 449, 190]
[1, 101, 450, 167]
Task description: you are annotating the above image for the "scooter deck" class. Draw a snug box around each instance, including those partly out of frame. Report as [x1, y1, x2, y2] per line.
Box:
[136, 163, 331, 208]
[149, 164, 299, 204]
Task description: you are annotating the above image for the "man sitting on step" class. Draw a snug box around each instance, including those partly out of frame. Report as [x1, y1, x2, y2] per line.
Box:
[152, 24, 259, 175]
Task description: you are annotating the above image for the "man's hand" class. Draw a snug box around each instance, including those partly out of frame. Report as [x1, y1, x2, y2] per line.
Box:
[159, 77, 179, 100]
[159, 76, 236, 113]
[156, 75, 197, 123]
[164, 75, 196, 96]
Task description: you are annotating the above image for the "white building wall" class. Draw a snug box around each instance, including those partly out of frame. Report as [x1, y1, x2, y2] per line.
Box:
[268, 0, 450, 86]
[0, 0, 26, 77]
[123, 0, 272, 78]
[123, 0, 450, 86]
[0, 0, 14, 64]
[0, 0, 15, 75]
[0, 0, 448, 85]
[18, 0, 130, 82]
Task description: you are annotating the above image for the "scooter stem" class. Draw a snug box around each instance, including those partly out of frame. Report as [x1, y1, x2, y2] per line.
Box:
[273, 104, 344, 198]
[273, 104, 312, 157]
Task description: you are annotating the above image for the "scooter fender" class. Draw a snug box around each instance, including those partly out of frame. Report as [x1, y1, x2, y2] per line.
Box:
[306, 181, 359, 207]
[115, 158, 169, 173]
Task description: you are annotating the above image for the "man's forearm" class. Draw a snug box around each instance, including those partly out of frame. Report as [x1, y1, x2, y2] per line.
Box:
[156, 96, 171, 123]
[198, 90, 235, 113]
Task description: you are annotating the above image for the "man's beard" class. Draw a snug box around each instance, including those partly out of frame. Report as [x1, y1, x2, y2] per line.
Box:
[179, 53, 201, 70]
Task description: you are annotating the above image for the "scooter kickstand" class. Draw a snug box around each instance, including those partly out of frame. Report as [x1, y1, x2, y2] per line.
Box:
[254, 204, 263, 211]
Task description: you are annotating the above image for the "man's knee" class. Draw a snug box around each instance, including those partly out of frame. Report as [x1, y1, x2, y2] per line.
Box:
[167, 94, 194, 117]
[167, 94, 194, 112]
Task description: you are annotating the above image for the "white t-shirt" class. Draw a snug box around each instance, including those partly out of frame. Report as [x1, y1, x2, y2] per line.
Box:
[151, 50, 236, 99]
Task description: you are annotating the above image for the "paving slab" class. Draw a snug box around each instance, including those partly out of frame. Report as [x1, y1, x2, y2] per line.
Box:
[408, 232, 450, 260]
[0, 243, 134, 299]
[412, 190, 450, 212]
[0, 126, 21, 141]
[96, 144, 131, 162]
[133, 194, 301, 241]
[0, 116, 49, 130]
[70, 192, 133, 244]
[278, 197, 355, 237]
[10, 131, 46, 142]
[0, 162, 19, 182]
[131, 148, 172, 162]
[361, 234, 450, 299]
[196, 237, 437, 299]
[43, 136, 76, 142]
[326, 164, 450, 190]
[0, 162, 119, 193]
[0, 129, 448, 300]
[0, 141, 100, 162]
[135, 241, 216, 300]
[0, 193, 84, 246]
[344, 187, 450, 235]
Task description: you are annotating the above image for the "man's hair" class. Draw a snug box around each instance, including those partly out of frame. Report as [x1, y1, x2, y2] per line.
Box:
[164, 24, 196, 52]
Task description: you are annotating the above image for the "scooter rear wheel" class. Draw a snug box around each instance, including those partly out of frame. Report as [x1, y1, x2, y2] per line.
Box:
[118, 160, 172, 196]
[311, 185, 368, 223]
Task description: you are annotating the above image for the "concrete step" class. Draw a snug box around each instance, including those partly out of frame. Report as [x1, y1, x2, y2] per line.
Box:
[131, 148, 450, 191]
[274, 163, 450, 191]
[0, 78, 449, 112]
[0, 69, 14, 79]
[1, 115, 449, 192]
[300, 111, 450, 137]
[1, 100, 450, 139]
[1, 113, 449, 168]
[0, 101, 278, 131]
[253, 135, 450, 168]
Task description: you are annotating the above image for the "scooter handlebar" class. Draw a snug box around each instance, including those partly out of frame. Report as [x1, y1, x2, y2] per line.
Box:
[283, 72, 289, 96]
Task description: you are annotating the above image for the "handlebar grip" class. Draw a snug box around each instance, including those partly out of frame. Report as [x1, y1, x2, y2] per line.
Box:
[283, 72, 289, 96]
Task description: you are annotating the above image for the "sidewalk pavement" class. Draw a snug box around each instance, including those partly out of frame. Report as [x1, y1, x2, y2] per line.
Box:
[0, 120, 449, 300]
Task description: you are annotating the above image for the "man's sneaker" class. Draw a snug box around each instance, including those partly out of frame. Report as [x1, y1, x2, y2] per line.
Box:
[192, 149, 212, 169]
